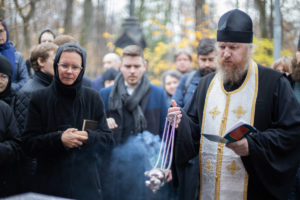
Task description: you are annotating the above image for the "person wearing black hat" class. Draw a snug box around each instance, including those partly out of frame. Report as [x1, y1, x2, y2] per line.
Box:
[168, 9, 300, 200]
[0, 55, 21, 197]
[22, 43, 114, 199]
[0, 54, 16, 106]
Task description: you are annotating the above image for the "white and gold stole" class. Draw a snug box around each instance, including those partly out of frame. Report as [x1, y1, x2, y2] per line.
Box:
[199, 60, 258, 200]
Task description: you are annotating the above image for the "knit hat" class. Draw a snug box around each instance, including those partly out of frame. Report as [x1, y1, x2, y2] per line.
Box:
[0, 54, 13, 77]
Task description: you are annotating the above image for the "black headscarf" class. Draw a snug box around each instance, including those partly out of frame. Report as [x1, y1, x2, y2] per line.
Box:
[51, 43, 87, 127]
[0, 55, 13, 104]
[52, 43, 86, 97]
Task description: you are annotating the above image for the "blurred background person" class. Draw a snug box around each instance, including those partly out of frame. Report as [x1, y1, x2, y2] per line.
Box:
[16, 42, 58, 132]
[173, 38, 216, 108]
[101, 67, 119, 88]
[26, 28, 56, 77]
[272, 56, 292, 76]
[288, 35, 300, 200]
[161, 69, 181, 105]
[0, 20, 28, 92]
[92, 52, 121, 91]
[174, 49, 193, 74]
[15, 43, 58, 194]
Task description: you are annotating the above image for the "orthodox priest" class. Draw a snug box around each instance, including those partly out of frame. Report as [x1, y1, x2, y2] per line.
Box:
[169, 9, 300, 200]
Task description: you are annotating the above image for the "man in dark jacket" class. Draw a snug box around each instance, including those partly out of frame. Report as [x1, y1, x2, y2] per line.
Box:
[173, 38, 216, 108]
[15, 42, 58, 132]
[100, 45, 168, 144]
[99, 45, 169, 200]
[14, 43, 58, 193]
[22, 43, 114, 200]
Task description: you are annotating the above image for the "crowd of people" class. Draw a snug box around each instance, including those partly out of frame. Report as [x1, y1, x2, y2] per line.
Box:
[0, 8, 300, 200]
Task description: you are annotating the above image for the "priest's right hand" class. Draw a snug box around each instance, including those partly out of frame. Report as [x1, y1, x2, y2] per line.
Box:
[61, 128, 89, 148]
[168, 100, 182, 128]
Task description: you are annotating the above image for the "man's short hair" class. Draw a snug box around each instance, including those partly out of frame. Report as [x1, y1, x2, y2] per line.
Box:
[30, 43, 58, 71]
[53, 35, 77, 46]
[174, 50, 192, 61]
[122, 45, 144, 59]
[197, 38, 216, 56]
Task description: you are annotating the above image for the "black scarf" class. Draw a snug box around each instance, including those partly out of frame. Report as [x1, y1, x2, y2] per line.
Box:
[34, 71, 53, 86]
[109, 73, 151, 133]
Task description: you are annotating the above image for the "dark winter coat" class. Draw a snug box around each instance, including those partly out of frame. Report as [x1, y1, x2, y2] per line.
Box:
[22, 43, 114, 200]
[15, 71, 53, 133]
[0, 100, 21, 198]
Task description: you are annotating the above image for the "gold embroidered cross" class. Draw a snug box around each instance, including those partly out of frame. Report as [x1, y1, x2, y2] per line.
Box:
[205, 160, 213, 174]
[226, 160, 241, 175]
[232, 105, 246, 119]
[209, 106, 220, 120]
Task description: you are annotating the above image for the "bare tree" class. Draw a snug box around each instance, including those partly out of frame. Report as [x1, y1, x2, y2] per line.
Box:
[0, 0, 5, 19]
[194, 0, 206, 31]
[14, 0, 39, 49]
[254, 0, 269, 38]
[80, 0, 93, 47]
[93, 0, 107, 75]
[64, 0, 74, 34]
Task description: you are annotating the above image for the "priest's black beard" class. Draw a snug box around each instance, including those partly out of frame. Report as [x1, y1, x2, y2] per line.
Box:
[217, 59, 249, 87]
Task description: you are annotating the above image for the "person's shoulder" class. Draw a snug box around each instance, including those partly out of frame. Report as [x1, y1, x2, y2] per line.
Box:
[100, 86, 112, 94]
[19, 78, 35, 92]
[82, 86, 102, 97]
[0, 99, 10, 109]
[199, 72, 216, 83]
[257, 64, 283, 80]
[30, 87, 50, 101]
[150, 84, 165, 94]
[14, 50, 24, 59]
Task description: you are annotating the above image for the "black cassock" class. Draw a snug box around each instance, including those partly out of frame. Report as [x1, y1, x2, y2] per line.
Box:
[173, 65, 300, 200]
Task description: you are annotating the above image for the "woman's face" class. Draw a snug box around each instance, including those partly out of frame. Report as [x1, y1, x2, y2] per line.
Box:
[164, 75, 180, 96]
[0, 72, 9, 93]
[57, 52, 82, 85]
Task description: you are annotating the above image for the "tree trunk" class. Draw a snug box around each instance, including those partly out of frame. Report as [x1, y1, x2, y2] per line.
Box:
[268, 0, 274, 38]
[14, 0, 38, 50]
[0, 0, 5, 19]
[254, 0, 268, 38]
[194, 0, 205, 31]
[94, 0, 106, 76]
[79, 0, 93, 47]
[64, 0, 74, 34]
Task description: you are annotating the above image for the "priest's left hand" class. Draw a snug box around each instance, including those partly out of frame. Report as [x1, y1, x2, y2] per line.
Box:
[226, 138, 249, 156]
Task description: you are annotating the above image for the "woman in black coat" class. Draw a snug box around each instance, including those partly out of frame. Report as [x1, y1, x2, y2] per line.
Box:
[0, 100, 21, 197]
[22, 43, 114, 200]
[0, 55, 21, 197]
